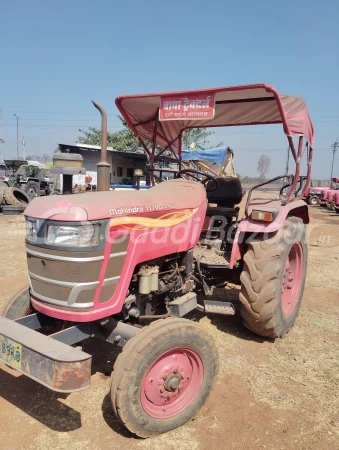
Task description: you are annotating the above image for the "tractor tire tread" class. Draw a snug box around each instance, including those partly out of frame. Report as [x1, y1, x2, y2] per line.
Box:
[3, 187, 30, 207]
[239, 217, 306, 339]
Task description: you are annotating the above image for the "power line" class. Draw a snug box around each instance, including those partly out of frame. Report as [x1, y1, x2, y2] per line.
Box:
[3, 110, 118, 116]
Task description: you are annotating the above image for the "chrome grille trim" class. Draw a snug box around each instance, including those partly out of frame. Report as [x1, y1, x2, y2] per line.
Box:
[28, 271, 95, 288]
[26, 247, 127, 262]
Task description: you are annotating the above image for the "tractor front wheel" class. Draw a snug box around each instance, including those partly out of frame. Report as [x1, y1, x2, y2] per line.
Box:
[1, 285, 33, 319]
[25, 181, 40, 199]
[239, 217, 307, 339]
[110, 317, 218, 438]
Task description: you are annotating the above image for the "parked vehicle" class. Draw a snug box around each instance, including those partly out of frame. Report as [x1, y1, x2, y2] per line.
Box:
[1, 160, 54, 199]
[20, 175, 54, 198]
[334, 192, 339, 214]
[319, 189, 330, 207]
[0, 84, 314, 438]
[326, 190, 337, 211]
[306, 185, 332, 205]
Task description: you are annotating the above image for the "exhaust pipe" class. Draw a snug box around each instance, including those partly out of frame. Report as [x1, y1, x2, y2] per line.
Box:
[92, 100, 110, 191]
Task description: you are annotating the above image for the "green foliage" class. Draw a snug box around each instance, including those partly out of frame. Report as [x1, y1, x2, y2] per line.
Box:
[78, 116, 139, 151]
[78, 117, 222, 153]
[182, 128, 223, 150]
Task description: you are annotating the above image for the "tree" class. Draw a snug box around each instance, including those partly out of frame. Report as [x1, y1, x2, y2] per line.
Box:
[78, 118, 223, 153]
[78, 116, 139, 151]
[41, 154, 52, 163]
[181, 128, 223, 150]
[257, 154, 271, 180]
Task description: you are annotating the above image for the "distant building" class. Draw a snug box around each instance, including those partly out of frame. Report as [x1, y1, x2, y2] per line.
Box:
[58, 143, 176, 186]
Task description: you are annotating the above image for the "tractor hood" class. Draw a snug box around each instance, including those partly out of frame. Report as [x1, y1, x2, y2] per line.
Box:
[24, 179, 207, 222]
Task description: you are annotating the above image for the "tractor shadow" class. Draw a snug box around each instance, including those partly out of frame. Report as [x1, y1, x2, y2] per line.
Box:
[0, 339, 124, 433]
[101, 393, 137, 439]
[0, 367, 81, 431]
[83, 339, 137, 438]
[190, 287, 272, 344]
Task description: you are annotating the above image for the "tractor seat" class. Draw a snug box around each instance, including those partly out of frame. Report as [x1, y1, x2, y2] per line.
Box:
[206, 177, 243, 218]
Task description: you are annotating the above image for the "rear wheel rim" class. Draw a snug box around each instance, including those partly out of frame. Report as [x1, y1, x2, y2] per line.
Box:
[141, 348, 204, 419]
[281, 242, 303, 316]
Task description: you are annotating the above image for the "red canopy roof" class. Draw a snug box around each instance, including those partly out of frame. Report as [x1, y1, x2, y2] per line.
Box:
[116, 84, 314, 154]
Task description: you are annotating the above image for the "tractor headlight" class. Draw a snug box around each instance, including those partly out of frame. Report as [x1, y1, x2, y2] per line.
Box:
[26, 220, 38, 243]
[46, 223, 101, 247]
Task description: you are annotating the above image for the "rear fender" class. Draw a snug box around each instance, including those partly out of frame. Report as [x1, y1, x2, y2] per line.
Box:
[230, 200, 309, 268]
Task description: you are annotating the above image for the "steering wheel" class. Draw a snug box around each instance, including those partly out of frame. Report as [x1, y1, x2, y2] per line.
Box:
[176, 169, 219, 192]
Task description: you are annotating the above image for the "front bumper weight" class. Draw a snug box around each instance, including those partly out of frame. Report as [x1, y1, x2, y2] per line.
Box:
[0, 316, 92, 393]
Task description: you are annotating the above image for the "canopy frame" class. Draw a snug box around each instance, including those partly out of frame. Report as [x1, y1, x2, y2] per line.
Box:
[116, 84, 314, 201]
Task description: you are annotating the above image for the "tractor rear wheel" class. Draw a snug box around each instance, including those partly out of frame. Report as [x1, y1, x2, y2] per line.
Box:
[3, 187, 30, 207]
[239, 217, 307, 339]
[110, 317, 218, 438]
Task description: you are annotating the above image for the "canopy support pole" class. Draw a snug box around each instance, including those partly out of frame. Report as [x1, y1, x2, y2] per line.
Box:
[286, 136, 303, 202]
[287, 136, 298, 162]
[285, 146, 290, 175]
[302, 143, 313, 197]
[149, 111, 159, 186]
[178, 133, 182, 171]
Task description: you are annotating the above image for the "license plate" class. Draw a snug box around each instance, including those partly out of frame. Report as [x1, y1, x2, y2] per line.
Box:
[0, 334, 22, 369]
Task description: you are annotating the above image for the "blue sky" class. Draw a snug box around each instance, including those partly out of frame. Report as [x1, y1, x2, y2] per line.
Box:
[1, 0, 338, 179]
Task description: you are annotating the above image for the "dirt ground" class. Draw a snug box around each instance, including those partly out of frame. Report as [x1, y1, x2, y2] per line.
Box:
[0, 194, 338, 450]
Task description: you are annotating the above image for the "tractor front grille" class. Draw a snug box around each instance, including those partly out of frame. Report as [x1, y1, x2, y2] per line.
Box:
[26, 238, 129, 310]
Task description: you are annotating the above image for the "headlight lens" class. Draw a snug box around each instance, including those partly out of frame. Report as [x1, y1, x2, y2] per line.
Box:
[26, 220, 38, 243]
[46, 223, 101, 247]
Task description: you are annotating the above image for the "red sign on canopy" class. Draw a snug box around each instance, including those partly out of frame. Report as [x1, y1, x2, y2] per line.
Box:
[159, 93, 215, 121]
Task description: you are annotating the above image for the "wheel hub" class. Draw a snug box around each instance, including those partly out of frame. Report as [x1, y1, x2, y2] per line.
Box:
[141, 348, 203, 419]
[164, 372, 181, 391]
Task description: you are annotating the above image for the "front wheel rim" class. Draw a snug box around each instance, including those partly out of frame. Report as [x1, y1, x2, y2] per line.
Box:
[141, 348, 204, 419]
[281, 242, 304, 316]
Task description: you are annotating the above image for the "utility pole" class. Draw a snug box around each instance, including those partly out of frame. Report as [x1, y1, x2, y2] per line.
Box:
[0, 108, 4, 164]
[22, 137, 26, 160]
[330, 140, 338, 186]
[14, 114, 20, 159]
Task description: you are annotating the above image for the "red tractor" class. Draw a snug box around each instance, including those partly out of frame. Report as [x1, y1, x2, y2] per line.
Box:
[319, 189, 330, 207]
[306, 185, 332, 206]
[326, 190, 336, 211]
[334, 192, 339, 214]
[0, 84, 314, 438]
[317, 178, 338, 208]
